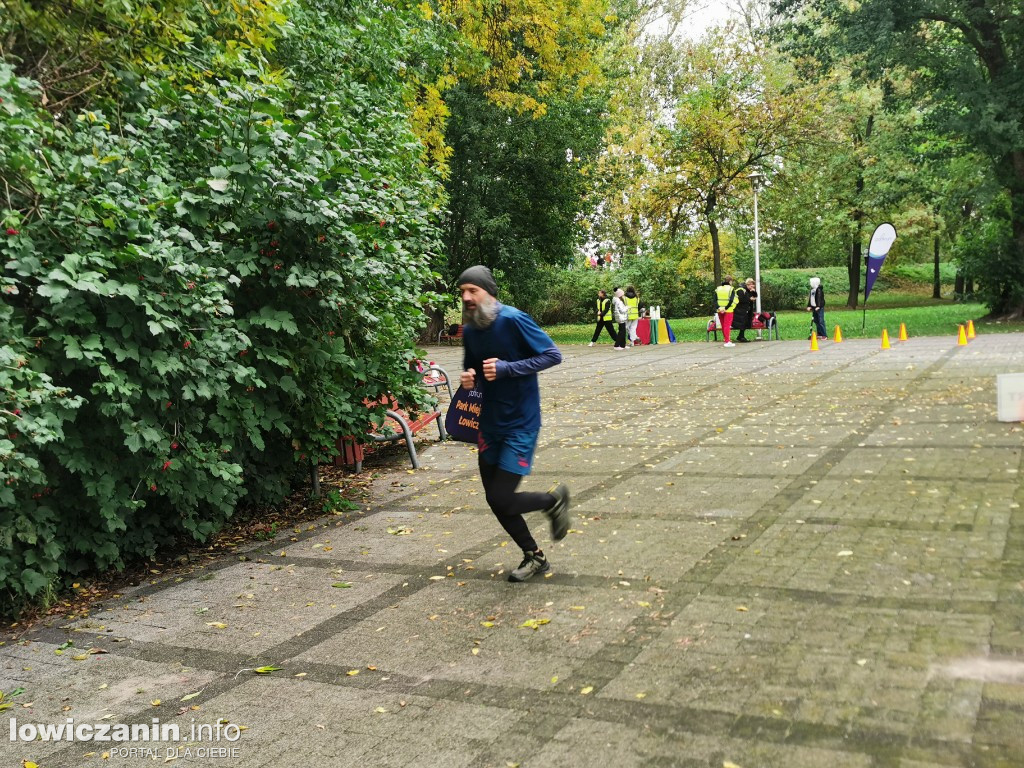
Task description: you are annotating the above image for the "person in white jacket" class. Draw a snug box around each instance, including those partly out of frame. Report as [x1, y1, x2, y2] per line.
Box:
[612, 288, 629, 350]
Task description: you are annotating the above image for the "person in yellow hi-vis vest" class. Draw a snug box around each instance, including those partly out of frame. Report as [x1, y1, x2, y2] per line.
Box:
[714, 276, 739, 347]
[624, 286, 641, 346]
[588, 289, 616, 346]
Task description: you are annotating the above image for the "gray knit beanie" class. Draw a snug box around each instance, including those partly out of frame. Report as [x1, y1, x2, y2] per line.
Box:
[457, 265, 498, 297]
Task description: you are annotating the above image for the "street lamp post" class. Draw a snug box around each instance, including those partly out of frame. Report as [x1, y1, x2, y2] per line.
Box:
[748, 171, 764, 319]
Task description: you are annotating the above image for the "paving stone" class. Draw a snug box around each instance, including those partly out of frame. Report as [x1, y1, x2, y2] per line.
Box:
[7, 334, 1024, 767]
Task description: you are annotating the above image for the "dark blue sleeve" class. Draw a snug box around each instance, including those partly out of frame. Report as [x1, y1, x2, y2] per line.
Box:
[496, 347, 562, 378]
[494, 312, 561, 378]
[463, 329, 483, 378]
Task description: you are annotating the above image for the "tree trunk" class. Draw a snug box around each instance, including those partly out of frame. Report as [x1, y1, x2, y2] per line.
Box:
[932, 223, 941, 300]
[847, 115, 873, 309]
[847, 219, 862, 309]
[707, 190, 721, 284]
[1007, 150, 1024, 318]
[710, 217, 721, 285]
[955, 271, 965, 300]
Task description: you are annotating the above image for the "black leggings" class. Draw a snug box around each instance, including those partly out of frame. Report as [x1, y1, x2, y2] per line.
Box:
[591, 320, 616, 343]
[479, 458, 555, 552]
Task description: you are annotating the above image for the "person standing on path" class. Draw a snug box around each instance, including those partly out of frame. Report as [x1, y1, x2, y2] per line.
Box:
[733, 278, 755, 343]
[458, 266, 571, 582]
[612, 287, 629, 350]
[807, 276, 827, 339]
[714, 276, 739, 347]
[588, 289, 616, 347]
[624, 286, 641, 347]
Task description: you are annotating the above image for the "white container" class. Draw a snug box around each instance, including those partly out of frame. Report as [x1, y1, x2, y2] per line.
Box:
[997, 373, 1024, 422]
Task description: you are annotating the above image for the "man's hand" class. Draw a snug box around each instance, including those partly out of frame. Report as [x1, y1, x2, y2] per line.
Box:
[461, 368, 476, 389]
[483, 358, 500, 381]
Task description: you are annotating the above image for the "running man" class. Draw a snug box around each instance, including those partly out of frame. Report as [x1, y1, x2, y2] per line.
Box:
[458, 265, 571, 582]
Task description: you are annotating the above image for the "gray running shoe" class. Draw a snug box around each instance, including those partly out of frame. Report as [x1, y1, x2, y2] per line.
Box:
[508, 551, 550, 582]
[545, 483, 571, 541]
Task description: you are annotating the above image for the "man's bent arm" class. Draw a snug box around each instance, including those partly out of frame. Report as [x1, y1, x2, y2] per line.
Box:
[494, 347, 562, 379]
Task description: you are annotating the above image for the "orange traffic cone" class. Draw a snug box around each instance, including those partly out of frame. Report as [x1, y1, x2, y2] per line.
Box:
[957, 325, 968, 346]
[810, 333, 819, 351]
[898, 323, 908, 341]
[833, 325, 843, 343]
[967, 319, 976, 339]
[881, 329, 891, 350]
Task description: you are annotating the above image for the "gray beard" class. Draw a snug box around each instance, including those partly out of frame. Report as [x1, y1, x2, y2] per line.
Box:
[463, 296, 499, 329]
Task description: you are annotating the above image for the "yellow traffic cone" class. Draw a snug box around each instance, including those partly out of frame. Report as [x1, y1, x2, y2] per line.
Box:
[967, 319, 976, 339]
[833, 325, 843, 343]
[957, 325, 968, 346]
[810, 333, 819, 351]
[898, 323, 908, 341]
[881, 329, 891, 350]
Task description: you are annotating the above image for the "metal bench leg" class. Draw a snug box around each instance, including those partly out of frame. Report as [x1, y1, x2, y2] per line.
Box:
[387, 409, 420, 469]
[436, 410, 447, 441]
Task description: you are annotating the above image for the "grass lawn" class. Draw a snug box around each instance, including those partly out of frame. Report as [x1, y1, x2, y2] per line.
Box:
[545, 301, 1023, 345]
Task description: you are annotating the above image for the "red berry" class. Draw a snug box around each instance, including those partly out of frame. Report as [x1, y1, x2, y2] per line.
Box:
[13, 409, 20, 416]
[150, 484, 157, 491]
[5, 228, 18, 236]
[171, 442, 179, 450]
[378, 220, 385, 227]
[373, 242, 379, 250]
[166, 401, 173, 409]
[162, 461, 171, 471]
[183, 340, 191, 349]
[270, 240, 279, 247]
[267, 221, 276, 231]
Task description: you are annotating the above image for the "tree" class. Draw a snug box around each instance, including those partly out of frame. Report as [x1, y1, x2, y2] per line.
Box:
[627, 28, 822, 283]
[443, 83, 607, 308]
[772, 0, 1024, 317]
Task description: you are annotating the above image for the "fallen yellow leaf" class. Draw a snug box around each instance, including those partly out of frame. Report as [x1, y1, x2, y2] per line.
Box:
[580, 686, 594, 695]
[520, 618, 551, 630]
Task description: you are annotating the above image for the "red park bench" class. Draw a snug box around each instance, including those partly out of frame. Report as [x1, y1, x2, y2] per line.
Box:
[438, 324, 464, 345]
[334, 362, 452, 473]
[706, 312, 779, 342]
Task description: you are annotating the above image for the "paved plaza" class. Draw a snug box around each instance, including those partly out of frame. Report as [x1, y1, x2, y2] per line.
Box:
[3, 333, 1024, 768]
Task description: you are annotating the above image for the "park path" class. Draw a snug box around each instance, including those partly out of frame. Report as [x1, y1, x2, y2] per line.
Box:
[3, 334, 1023, 767]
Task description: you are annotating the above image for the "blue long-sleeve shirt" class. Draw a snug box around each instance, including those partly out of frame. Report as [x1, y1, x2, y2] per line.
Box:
[463, 304, 562, 435]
